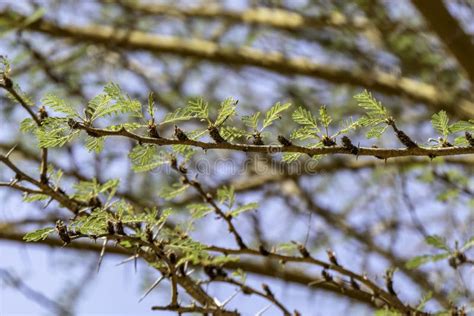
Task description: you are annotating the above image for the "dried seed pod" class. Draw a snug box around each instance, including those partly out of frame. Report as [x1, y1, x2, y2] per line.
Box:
[68, 118, 80, 129]
[322, 135, 336, 146]
[38, 106, 48, 123]
[252, 133, 264, 145]
[215, 266, 227, 278]
[277, 135, 292, 146]
[107, 220, 115, 235]
[204, 265, 220, 279]
[170, 156, 178, 170]
[350, 277, 360, 290]
[465, 132, 474, 147]
[326, 249, 340, 267]
[174, 125, 188, 141]
[147, 121, 160, 138]
[385, 271, 397, 296]
[145, 225, 154, 243]
[208, 125, 227, 143]
[115, 220, 125, 235]
[2, 74, 13, 88]
[168, 252, 177, 264]
[391, 124, 417, 148]
[55, 220, 71, 244]
[341, 136, 358, 155]
[321, 269, 333, 282]
[262, 284, 274, 298]
[88, 196, 102, 209]
[258, 244, 270, 256]
[297, 244, 310, 258]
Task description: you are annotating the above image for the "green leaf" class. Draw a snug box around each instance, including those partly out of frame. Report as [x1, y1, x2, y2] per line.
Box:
[129, 145, 165, 172]
[366, 125, 389, 139]
[36, 117, 78, 148]
[19, 118, 37, 133]
[292, 107, 318, 128]
[263, 102, 291, 129]
[159, 183, 189, 200]
[215, 97, 237, 126]
[431, 111, 450, 137]
[23, 193, 49, 202]
[23, 227, 55, 242]
[161, 107, 194, 124]
[187, 98, 209, 120]
[220, 126, 248, 142]
[282, 152, 303, 163]
[450, 120, 474, 133]
[85, 136, 104, 153]
[217, 186, 235, 209]
[242, 112, 261, 130]
[187, 203, 213, 219]
[461, 236, 474, 251]
[147, 92, 155, 120]
[405, 253, 450, 269]
[228, 202, 258, 217]
[72, 178, 118, 203]
[88, 82, 142, 120]
[354, 90, 388, 119]
[42, 93, 77, 118]
[425, 235, 450, 251]
[290, 126, 316, 140]
[319, 105, 332, 129]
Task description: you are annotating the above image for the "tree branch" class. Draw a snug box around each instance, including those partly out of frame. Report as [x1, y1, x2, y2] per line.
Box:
[3, 11, 473, 117]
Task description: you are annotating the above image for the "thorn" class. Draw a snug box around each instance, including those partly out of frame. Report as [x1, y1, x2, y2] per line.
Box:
[138, 275, 164, 303]
[115, 254, 139, 267]
[255, 304, 272, 316]
[220, 289, 240, 307]
[97, 238, 108, 273]
[5, 145, 17, 158]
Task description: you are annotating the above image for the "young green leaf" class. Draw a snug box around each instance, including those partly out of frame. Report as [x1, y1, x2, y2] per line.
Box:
[161, 107, 194, 124]
[425, 235, 450, 251]
[187, 98, 209, 120]
[292, 107, 318, 129]
[23, 227, 55, 242]
[405, 253, 450, 269]
[228, 202, 258, 217]
[36, 117, 78, 148]
[159, 183, 190, 200]
[215, 97, 237, 126]
[431, 111, 450, 137]
[354, 90, 388, 119]
[85, 136, 104, 153]
[148, 92, 155, 120]
[220, 126, 248, 142]
[242, 112, 261, 130]
[319, 105, 332, 129]
[263, 102, 291, 129]
[42, 93, 78, 118]
[129, 145, 165, 172]
[187, 203, 213, 219]
[217, 186, 235, 209]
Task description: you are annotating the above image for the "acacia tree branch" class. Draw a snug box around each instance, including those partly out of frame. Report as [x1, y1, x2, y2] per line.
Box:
[0, 230, 380, 308]
[411, 0, 474, 84]
[3, 11, 473, 117]
[0, 79, 49, 184]
[108, 0, 370, 31]
[69, 121, 474, 159]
